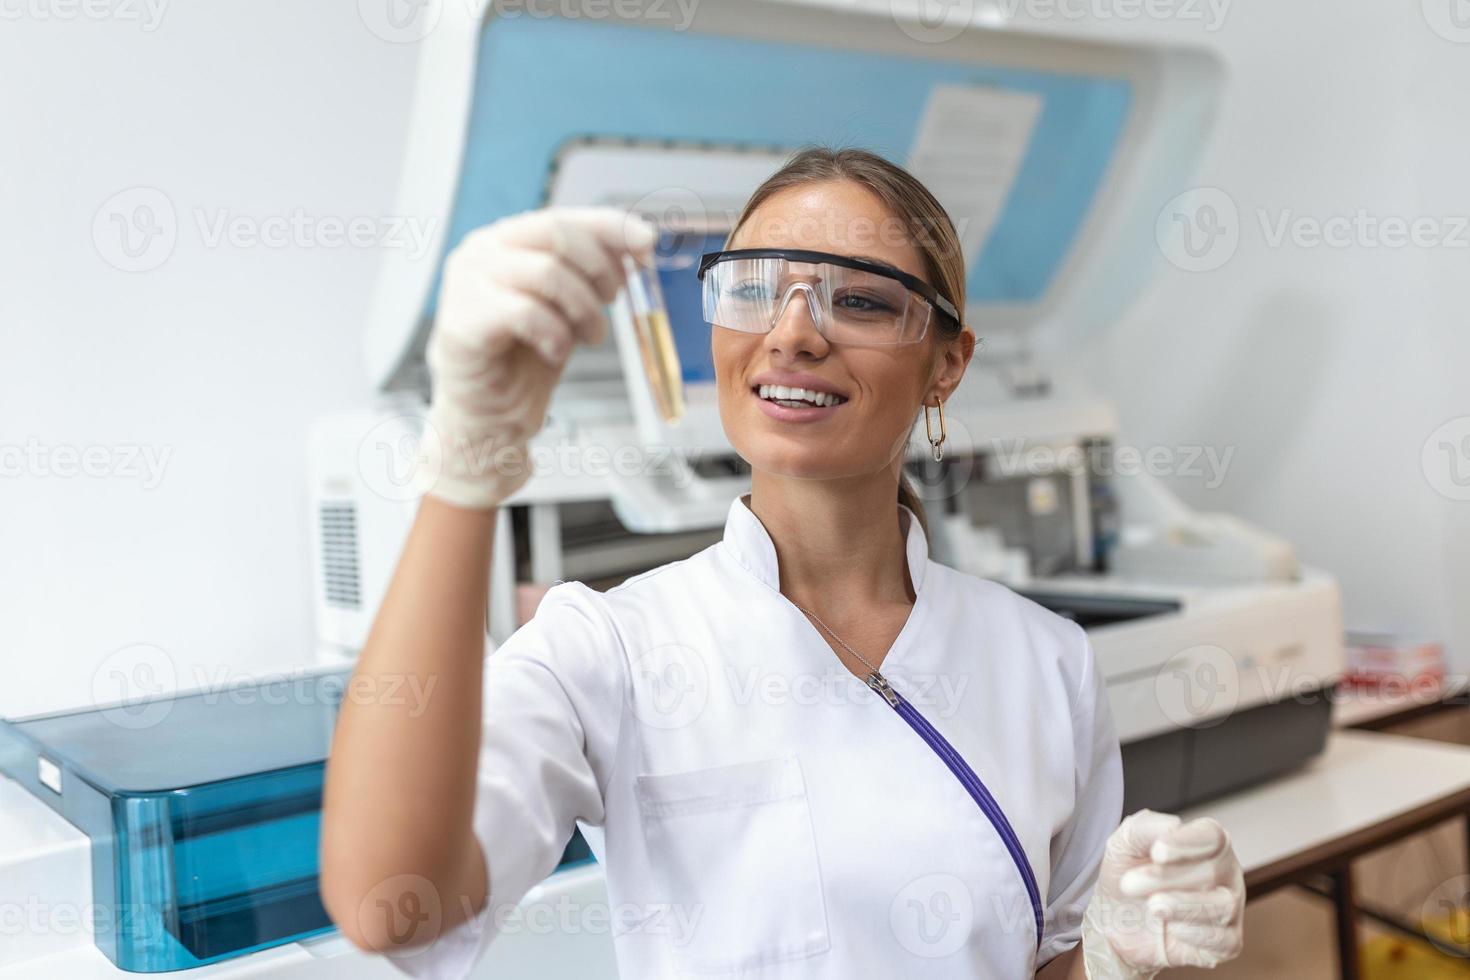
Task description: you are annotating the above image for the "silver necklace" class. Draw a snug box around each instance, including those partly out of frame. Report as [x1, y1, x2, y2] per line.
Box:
[790, 601, 901, 706]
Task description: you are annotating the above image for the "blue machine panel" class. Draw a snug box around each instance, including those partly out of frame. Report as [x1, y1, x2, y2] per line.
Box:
[433, 14, 1132, 314]
[0, 673, 588, 971]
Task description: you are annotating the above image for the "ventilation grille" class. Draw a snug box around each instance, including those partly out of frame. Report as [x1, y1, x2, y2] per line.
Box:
[319, 502, 362, 609]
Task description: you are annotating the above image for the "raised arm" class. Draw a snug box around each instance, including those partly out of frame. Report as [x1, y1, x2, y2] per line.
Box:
[317, 208, 655, 953]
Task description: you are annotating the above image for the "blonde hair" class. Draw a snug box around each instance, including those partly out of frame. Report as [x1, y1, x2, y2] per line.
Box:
[726, 145, 967, 539]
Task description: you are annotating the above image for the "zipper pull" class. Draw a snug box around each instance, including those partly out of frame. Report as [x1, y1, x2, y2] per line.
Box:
[867, 671, 900, 707]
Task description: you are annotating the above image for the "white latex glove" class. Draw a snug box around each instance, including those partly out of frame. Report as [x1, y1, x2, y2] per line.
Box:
[1081, 810, 1245, 979]
[418, 207, 657, 509]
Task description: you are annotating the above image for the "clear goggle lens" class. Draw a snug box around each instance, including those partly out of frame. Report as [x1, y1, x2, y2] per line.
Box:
[701, 256, 933, 347]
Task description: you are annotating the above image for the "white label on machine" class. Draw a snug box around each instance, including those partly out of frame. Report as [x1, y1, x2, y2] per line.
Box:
[37, 757, 62, 794]
[906, 84, 1043, 268]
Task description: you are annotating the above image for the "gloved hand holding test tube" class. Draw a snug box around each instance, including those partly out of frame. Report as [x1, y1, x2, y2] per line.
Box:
[621, 250, 685, 423]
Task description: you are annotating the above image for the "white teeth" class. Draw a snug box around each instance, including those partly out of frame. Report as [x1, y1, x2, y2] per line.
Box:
[756, 384, 845, 407]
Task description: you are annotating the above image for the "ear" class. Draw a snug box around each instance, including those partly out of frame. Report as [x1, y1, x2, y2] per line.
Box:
[928, 328, 975, 404]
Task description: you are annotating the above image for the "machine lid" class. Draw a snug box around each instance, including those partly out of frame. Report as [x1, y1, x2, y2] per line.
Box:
[0, 669, 346, 794]
[363, 0, 1224, 394]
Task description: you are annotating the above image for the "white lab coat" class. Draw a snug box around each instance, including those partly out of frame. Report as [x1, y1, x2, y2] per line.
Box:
[386, 495, 1123, 979]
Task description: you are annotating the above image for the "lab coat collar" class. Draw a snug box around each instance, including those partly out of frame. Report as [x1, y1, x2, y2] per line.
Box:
[722, 493, 929, 595]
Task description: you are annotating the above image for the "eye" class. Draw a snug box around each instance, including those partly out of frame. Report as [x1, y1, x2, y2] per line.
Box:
[729, 280, 773, 303]
[833, 289, 900, 316]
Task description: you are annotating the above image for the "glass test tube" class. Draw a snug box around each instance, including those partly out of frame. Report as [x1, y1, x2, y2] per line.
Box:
[622, 252, 685, 423]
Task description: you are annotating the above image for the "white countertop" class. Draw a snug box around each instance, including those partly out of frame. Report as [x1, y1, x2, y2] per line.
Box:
[1182, 729, 1470, 876]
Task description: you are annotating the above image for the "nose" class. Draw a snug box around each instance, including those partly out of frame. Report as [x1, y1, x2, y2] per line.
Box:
[763, 282, 829, 359]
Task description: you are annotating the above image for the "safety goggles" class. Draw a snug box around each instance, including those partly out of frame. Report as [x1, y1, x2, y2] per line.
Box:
[696, 248, 962, 347]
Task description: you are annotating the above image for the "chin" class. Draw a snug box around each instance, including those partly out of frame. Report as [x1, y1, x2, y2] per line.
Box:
[733, 432, 865, 483]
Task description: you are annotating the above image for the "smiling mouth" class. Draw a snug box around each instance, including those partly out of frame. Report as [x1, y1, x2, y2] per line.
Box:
[752, 384, 849, 409]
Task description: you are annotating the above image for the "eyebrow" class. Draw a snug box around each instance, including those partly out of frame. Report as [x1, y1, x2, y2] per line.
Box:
[844, 253, 906, 275]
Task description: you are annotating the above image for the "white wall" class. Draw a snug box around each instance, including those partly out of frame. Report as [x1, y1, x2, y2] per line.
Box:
[3, 0, 1466, 718]
[1028, 0, 1470, 663]
[0, 2, 420, 714]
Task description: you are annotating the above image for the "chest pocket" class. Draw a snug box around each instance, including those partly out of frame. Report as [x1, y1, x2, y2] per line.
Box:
[634, 755, 830, 975]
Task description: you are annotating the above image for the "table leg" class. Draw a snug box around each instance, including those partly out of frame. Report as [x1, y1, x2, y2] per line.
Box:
[1464, 811, 1470, 875]
[1331, 866, 1361, 980]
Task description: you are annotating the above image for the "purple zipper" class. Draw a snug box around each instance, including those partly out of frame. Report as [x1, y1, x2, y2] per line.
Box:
[867, 672, 1044, 952]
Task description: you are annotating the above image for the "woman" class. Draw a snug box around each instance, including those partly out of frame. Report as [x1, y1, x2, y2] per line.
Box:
[320, 147, 1245, 979]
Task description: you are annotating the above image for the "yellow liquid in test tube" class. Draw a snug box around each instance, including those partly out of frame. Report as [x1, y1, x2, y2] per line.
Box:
[622, 254, 685, 423]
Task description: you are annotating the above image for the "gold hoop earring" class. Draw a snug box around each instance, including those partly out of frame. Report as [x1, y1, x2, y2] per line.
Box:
[924, 398, 946, 462]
